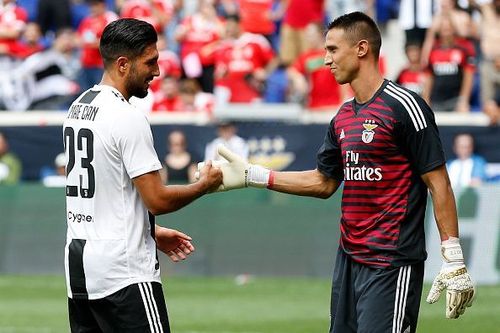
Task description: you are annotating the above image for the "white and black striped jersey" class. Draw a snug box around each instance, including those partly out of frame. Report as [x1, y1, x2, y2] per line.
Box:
[63, 84, 163, 300]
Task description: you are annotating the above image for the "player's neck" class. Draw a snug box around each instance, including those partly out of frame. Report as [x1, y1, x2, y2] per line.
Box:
[350, 67, 384, 104]
[101, 72, 131, 101]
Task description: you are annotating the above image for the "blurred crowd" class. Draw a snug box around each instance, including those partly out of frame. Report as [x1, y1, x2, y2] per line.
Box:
[0, 0, 496, 123]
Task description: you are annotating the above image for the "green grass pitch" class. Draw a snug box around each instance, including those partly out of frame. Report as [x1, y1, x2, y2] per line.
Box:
[0, 275, 498, 332]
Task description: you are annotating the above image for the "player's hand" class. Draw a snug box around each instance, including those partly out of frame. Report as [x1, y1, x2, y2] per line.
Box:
[197, 160, 223, 193]
[196, 145, 271, 191]
[155, 225, 195, 262]
[426, 237, 475, 319]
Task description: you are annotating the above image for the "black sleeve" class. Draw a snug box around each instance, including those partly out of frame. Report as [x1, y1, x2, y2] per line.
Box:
[395, 93, 446, 175]
[316, 118, 344, 180]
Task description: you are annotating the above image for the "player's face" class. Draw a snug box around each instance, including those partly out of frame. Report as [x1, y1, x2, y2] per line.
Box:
[324, 28, 359, 85]
[126, 43, 160, 99]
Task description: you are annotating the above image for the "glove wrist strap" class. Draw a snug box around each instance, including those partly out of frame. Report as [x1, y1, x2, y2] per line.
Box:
[441, 236, 465, 269]
[247, 165, 271, 188]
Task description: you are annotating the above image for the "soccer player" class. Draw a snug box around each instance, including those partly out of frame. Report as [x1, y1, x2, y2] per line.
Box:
[63, 18, 222, 332]
[202, 12, 475, 333]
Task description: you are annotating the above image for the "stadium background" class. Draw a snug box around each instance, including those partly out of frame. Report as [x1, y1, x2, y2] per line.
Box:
[1, 0, 500, 331]
[1, 111, 500, 332]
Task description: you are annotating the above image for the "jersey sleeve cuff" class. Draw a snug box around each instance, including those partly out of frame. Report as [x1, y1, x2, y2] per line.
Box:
[419, 160, 446, 175]
[129, 163, 163, 179]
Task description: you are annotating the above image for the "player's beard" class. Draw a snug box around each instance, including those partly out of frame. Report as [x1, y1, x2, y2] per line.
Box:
[126, 63, 150, 99]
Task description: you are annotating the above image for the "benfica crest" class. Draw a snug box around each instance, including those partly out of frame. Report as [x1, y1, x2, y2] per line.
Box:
[362, 119, 378, 143]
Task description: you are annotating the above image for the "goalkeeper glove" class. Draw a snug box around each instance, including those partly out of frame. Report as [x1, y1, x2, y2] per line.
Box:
[426, 237, 475, 319]
[196, 145, 273, 191]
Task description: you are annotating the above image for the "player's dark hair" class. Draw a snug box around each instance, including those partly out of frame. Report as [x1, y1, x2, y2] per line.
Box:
[100, 18, 158, 69]
[327, 12, 382, 59]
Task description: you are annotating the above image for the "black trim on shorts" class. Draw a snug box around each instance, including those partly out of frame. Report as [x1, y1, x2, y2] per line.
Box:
[68, 282, 170, 333]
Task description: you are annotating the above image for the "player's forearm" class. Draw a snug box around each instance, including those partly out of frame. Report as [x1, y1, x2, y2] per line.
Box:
[422, 75, 433, 104]
[459, 69, 474, 102]
[422, 166, 459, 240]
[270, 169, 340, 199]
[151, 182, 209, 215]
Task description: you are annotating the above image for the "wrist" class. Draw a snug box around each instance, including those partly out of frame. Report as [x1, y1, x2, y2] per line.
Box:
[441, 237, 465, 269]
[247, 164, 271, 188]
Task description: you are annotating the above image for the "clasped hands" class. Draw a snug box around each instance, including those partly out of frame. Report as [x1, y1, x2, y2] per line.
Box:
[195, 145, 270, 191]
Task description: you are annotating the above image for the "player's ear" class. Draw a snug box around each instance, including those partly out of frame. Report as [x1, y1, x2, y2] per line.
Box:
[357, 40, 369, 58]
[117, 57, 129, 73]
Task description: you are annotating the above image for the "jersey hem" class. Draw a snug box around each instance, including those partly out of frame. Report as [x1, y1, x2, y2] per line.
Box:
[68, 276, 162, 300]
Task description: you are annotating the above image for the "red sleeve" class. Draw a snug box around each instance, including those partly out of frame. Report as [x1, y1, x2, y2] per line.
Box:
[16, 7, 28, 22]
[254, 42, 274, 69]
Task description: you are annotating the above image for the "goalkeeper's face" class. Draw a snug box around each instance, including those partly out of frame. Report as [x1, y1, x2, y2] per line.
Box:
[125, 43, 160, 99]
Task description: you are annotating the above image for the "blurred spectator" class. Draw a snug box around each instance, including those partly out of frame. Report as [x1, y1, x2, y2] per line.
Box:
[0, 131, 22, 185]
[17, 0, 39, 22]
[329, 0, 373, 18]
[482, 57, 500, 125]
[76, 0, 118, 91]
[214, 14, 274, 104]
[175, 0, 224, 93]
[8, 22, 44, 59]
[398, 0, 434, 46]
[119, 0, 173, 33]
[421, 0, 477, 66]
[215, 0, 238, 17]
[178, 78, 215, 113]
[422, 15, 476, 112]
[0, 22, 44, 59]
[36, 0, 72, 36]
[473, 0, 500, 125]
[447, 132, 487, 190]
[41, 152, 66, 187]
[161, 130, 197, 184]
[263, 61, 289, 103]
[279, 0, 324, 66]
[150, 34, 182, 95]
[204, 121, 249, 161]
[375, 0, 398, 31]
[287, 22, 346, 111]
[152, 75, 184, 112]
[0, 0, 28, 59]
[268, 0, 285, 51]
[396, 42, 426, 96]
[239, 0, 275, 41]
[12, 28, 80, 110]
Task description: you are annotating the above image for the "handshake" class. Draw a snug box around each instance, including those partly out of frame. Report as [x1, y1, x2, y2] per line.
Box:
[196, 145, 273, 191]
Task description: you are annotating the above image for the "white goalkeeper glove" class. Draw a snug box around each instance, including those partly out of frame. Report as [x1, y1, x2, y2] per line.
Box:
[426, 237, 475, 319]
[196, 145, 272, 191]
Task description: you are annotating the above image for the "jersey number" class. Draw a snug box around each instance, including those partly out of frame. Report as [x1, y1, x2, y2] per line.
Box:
[64, 127, 95, 198]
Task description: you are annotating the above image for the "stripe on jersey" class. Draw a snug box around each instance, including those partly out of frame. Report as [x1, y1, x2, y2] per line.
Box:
[149, 212, 159, 270]
[78, 90, 100, 104]
[388, 82, 427, 129]
[392, 266, 411, 333]
[68, 239, 88, 299]
[139, 282, 164, 333]
[385, 83, 426, 131]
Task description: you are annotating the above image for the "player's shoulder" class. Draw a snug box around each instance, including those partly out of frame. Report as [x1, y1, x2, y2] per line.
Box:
[381, 81, 428, 110]
[381, 80, 433, 131]
[85, 85, 136, 110]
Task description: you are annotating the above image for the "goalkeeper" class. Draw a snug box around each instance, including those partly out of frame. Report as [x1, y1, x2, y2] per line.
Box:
[200, 12, 475, 333]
